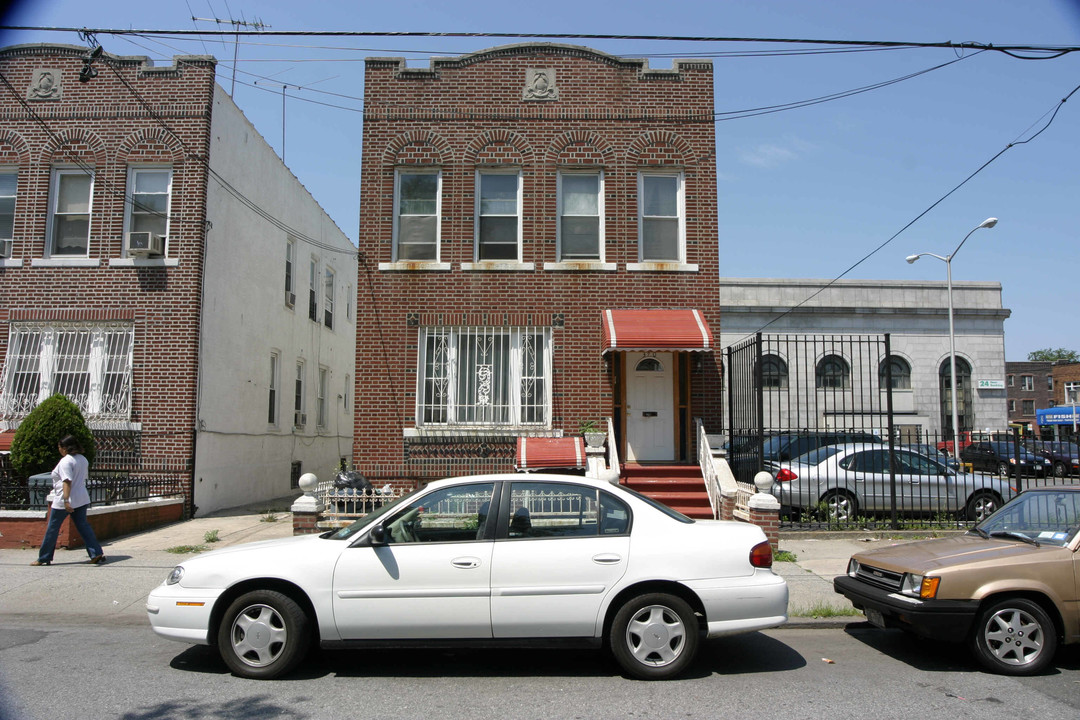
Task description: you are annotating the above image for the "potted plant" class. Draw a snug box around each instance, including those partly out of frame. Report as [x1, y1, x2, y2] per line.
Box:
[579, 420, 607, 449]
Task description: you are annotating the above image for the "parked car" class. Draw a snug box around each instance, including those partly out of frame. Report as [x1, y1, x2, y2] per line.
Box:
[1024, 440, 1080, 478]
[729, 430, 881, 482]
[147, 473, 788, 680]
[960, 441, 1052, 478]
[834, 486, 1080, 675]
[904, 443, 960, 471]
[770, 443, 1016, 522]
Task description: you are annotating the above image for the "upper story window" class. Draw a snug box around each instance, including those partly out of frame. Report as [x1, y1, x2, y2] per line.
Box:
[816, 354, 850, 389]
[1007, 375, 1014, 387]
[394, 170, 440, 261]
[0, 170, 15, 258]
[879, 357, 912, 389]
[758, 354, 788, 389]
[308, 257, 319, 322]
[1021, 375, 1034, 391]
[0, 323, 133, 420]
[1022, 399, 1036, 416]
[284, 238, 296, 308]
[638, 173, 683, 262]
[1048, 376, 1054, 391]
[558, 172, 603, 261]
[48, 168, 93, 256]
[124, 167, 172, 255]
[323, 266, 335, 329]
[418, 326, 551, 428]
[268, 352, 280, 426]
[476, 171, 521, 261]
[294, 360, 306, 427]
[317, 367, 329, 428]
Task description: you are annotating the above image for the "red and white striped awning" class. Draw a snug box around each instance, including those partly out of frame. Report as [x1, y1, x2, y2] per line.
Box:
[516, 436, 586, 471]
[601, 309, 714, 355]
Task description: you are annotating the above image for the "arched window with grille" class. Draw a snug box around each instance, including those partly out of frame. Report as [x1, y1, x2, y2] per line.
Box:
[758, 354, 788, 389]
[939, 357, 973, 436]
[879, 357, 912, 390]
[816, 354, 850, 389]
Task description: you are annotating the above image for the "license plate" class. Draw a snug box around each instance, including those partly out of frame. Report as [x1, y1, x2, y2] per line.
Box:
[865, 608, 886, 628]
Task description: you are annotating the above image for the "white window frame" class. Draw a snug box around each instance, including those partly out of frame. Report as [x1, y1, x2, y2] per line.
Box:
[416, 326, 552, 429]
[317, 366, 329, 428]
[0, 323, 134, 420]
[323, 266, 335, 329]
[46, 167, 94, 258]
[123, 166, 172, 257]
[474, 170, 522, 263]
[556, 170, 604, 263]
[294, 360, 306, 428]
[308, 256, 319, 322]
[0, 169, 16, 258]
[268, 351, 280, 426]
[393, 169, 441, 263]
[1021, 375, 1034, 391]
[284, 238, 295, 308]
[636, 172, 685, 263]
[1066, 382, 1080, 405]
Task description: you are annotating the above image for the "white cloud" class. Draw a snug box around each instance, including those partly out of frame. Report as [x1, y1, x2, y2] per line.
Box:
[739, 136, 817, 168]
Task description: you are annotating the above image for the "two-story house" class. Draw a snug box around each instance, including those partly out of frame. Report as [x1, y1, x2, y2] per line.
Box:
[0, 44, 356, 517]
[354, 44, 721, 491]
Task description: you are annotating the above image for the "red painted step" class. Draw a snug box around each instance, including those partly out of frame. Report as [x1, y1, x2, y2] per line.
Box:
[620, 464, 713, 519]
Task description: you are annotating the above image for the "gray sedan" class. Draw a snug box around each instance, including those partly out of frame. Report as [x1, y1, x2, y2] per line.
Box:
[769, 443, 1017, 522]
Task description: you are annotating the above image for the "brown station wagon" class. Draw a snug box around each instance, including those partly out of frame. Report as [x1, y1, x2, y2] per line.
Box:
[834, 486, 1080, 675]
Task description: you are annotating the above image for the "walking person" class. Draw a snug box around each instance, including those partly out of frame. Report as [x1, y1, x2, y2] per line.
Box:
[31, 435, 106, 566]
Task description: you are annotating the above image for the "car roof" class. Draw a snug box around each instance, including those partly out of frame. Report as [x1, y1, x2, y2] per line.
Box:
[423, 472, 618, 492]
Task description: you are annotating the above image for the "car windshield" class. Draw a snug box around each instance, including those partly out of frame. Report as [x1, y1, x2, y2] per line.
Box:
[975, 490, 1080, 547]
[325, 486, 423, 540]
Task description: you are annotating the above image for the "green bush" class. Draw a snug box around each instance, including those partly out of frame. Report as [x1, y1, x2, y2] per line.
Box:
[9, 394, 96, 477]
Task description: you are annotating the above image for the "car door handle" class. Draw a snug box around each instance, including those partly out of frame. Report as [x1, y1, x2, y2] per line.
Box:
[451, 557, 481, 569]
[592, 553, 623, 565]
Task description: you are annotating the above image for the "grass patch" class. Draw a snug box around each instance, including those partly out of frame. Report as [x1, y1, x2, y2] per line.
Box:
[260, 510, 279, 523]
[775, 550, 797, 562]
[165, 544, 208, 554]
[791, 603, 863, 618]
[203, 529, 220, 543]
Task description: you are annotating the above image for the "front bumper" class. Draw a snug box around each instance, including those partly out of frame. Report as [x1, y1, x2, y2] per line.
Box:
[833, 575, 979, 642]
[146, 584, 224, 645]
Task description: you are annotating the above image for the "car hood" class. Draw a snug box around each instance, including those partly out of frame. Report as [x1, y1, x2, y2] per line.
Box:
[190, 533, 326, 561]
[853, 534, 1056, 573]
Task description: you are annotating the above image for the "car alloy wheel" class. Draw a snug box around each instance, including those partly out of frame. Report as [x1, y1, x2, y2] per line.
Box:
[610, 592, 699, 680]
[996, 462, 1011, 478]
[1054, 462, 1066, 478]
[965, 492, 1000, 523]
[217, 589, 311, 679]
[971, 597, 1057, 676]
[820, 491, 857, 523]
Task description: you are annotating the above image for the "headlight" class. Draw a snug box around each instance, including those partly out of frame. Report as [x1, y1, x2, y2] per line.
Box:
[166, 566, 184, 585]
[901, 572, 939, 599]
[847, 558, 860, 576]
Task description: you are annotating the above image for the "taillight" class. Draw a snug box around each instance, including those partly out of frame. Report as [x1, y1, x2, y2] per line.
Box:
[750, 540, 773, 568]
[775, 468, 798, 482]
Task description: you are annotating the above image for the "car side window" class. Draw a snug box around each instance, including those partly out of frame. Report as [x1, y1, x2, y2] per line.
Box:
[507, 482, 601, 539]
[383, 482, 495, 544]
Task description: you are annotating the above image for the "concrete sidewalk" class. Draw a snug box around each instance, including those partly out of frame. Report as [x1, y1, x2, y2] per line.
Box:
[0, 501, 933, 628]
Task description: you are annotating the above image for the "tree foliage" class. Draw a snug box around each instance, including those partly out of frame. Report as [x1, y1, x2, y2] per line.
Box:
[9, 394, 96, 477]
[1027, 348, 1080, 363]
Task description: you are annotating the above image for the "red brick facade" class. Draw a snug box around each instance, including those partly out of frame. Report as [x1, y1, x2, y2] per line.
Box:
[0, 45, 216, 510]
[355, 44, 721, 482]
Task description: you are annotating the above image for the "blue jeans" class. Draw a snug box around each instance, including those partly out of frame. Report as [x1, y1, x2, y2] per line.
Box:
[37, 504, 104, 563]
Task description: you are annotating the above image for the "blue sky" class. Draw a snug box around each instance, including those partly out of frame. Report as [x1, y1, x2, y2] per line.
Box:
[3, 0, 1079, 360]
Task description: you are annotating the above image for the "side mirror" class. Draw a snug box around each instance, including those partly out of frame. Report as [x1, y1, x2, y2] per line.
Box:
[368, 523, 388, 546]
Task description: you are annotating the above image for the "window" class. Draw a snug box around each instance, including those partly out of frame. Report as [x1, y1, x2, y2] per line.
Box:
[284, 238, 295, 307]
[758, 354, 788, 389]
[879, 357, 912, 389]
[1022, 399, 1036, 416]
[1066, 382, 1080, 405]
[0, 170, 15, 257]
[418, 326, 551, 427]
[0, 323, 133, 419]
[558, 172, 602, 261]
[125, 167, 171, 245]
[48, 168, 93, 256]
[1007, 375, 1014, 387]
[507, 482, 630, 538]
[1021, 375, 1034, 391]
[1008, 399, 1016, 413]
[394, 170, 440, 261]
[323, 267, 335, 329]
[383, 483, 496, 544]
[1048, 376, 1054, 391]
[268, 352, 279, 425]
[939, 357, 973, 436]
[476, 171, 520, 261]
[344, 374, 350, 412]
[308, 257, 319, 322]
[638, 173, 682, 262]
[294, 361, 305, 427]
[816, 355, 850, 389]
[317, 367, 329, 428]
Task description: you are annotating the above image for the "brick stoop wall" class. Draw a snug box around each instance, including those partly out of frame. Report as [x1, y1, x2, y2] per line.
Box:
[0, 498, 184, 550]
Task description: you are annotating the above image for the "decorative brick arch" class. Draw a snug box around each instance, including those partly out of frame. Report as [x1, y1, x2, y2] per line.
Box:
[464, 129, 533, 166]
[382, 130, 453, 166]
[116, 129, 186, 163]
[0, 129, 30, 164]
[42, 129, 108, 166]
[627, 130, 695, 167]
[548, 131, 614, 166]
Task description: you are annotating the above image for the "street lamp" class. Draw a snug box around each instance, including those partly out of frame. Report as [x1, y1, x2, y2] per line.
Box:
[907, 217, 998, 457]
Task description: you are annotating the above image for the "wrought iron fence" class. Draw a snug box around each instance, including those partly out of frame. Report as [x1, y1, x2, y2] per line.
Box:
[0, 469, 185, 511]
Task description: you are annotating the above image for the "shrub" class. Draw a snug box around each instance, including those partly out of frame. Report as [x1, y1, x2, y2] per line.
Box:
[9, 394, 96, 477]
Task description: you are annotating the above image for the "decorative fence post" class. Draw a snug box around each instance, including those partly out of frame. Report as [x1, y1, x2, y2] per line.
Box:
[291, 472, 322, 535]
[748, 471, 780, 553]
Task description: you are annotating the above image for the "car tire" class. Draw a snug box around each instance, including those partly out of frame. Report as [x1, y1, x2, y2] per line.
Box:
[819, 490, 857, 523]
[610, 593, 699, 680]
[217, 589, 311, 679]
[996, 461, 1011, 478]
[964, 491, 1001, 523]
[1054, 462, 1066, 479]
[971, 597, 1057, 676]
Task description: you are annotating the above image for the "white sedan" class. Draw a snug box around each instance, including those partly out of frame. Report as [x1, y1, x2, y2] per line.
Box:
[147, 473, 787, 680]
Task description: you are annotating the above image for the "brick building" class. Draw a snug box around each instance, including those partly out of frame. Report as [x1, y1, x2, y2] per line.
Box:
[0, 44, 355, 517]
[354, 44, 721, 484]
[1005, 361, 1054, 435]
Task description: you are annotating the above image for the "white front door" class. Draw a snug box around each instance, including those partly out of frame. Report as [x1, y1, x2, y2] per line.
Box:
[625, 351, 675, 462]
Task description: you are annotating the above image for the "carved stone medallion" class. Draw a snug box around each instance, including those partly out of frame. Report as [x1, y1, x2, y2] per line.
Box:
[522, 68, 559, 101]
[28, 69, 63, 101]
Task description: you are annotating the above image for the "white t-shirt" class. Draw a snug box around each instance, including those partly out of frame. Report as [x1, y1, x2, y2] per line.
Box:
[50, 453, 91, 510]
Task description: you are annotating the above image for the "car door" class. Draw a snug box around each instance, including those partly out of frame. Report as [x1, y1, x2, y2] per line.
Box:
[489, 481, 631, 638]
[332, 482, 497, 639]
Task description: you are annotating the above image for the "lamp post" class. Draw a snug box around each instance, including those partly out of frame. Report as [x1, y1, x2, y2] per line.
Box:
[907, 217, 998, 458]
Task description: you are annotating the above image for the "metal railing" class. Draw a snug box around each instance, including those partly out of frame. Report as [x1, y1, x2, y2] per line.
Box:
[0, 470, 185, 511]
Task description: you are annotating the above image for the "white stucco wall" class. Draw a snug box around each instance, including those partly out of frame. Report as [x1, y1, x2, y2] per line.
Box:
[719, 278, 1010, 438]
[193, 86, 357, 516]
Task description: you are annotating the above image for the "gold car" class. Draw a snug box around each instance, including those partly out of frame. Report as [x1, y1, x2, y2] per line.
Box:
[834, 487, 1080, 675]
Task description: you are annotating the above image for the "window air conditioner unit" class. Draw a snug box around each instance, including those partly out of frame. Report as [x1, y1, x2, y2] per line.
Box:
[294, 412, 307, 427]
[126, 231, 165, 257]
[0, 238, 11, 259]
[286, 290, 296, 307]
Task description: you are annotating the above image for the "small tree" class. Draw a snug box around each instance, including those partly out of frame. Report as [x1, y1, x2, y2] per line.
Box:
[1028, 348, 1080, 363]
[9, 394, 96, 477]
